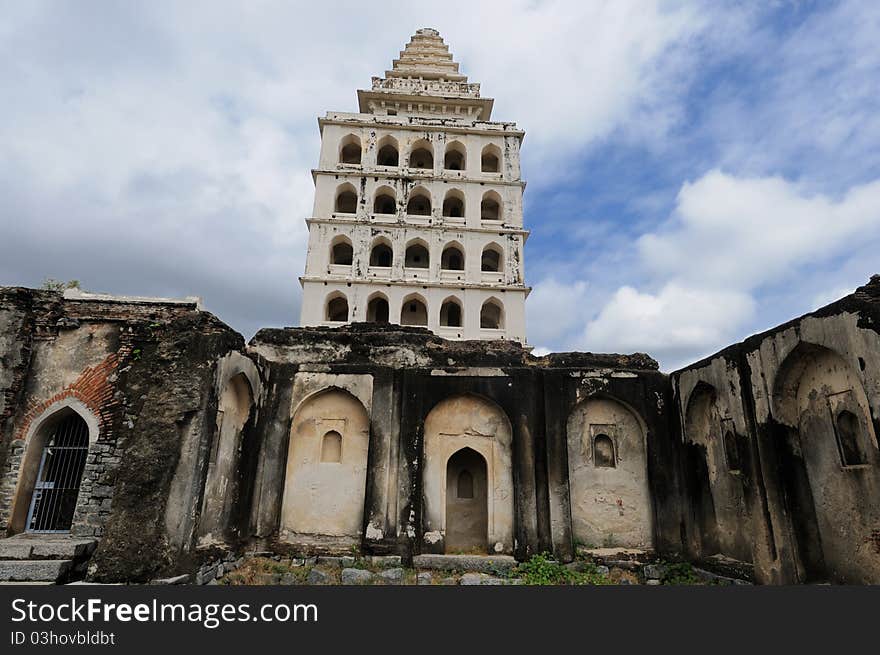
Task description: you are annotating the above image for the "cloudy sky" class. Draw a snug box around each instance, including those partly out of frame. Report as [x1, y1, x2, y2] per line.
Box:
[2, 1, 879, 370]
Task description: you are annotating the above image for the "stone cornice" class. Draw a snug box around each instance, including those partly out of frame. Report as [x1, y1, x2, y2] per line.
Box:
[305, 217, 530, 239]
[311, 167, 526, 189]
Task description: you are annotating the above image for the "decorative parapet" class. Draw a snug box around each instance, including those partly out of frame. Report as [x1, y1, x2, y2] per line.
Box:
[371, 76, 481, 98]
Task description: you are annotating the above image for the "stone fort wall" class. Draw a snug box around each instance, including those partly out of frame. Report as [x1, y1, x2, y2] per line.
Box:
[1, 278, 878, 584]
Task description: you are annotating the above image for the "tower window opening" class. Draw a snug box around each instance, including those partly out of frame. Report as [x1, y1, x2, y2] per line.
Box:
[480, 300, 503, 329]
[377, 143, 399, 167]
[405, 243, 429, 268]
[441, 245, 464, 271]
[481, 146, 500, 173]
[339, 137, 362, 165]
[407, 193, 432, 216]
[723, 431, 741, 472]
[374, 191, 397, 215]
[440, 299, 462, 327]
[409, 146, 433, 170]
[336, 186, 358, 214]
[481, 194, 501, 221]
[442, 192, 464, 218]
[367, 296, 390, 323]
[481, 247, 501, 272]
[444, 144, 465, 171]
[331, 241, 353, 265]
[400, 297, 428, 326]
[326, 296, 349, 322]
[370, 243, 393, 267]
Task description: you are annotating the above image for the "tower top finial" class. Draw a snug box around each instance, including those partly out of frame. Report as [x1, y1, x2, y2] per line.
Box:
[358, 28, 493, 119]
[386, 28, 466, 82]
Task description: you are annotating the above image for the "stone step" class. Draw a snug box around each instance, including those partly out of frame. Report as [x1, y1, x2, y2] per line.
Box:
[0, 537, 97, 561]
[0, 559, 73, 583]
[412, 554, 517, 574]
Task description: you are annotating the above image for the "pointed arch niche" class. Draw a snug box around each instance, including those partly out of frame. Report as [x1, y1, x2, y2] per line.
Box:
[565, 396, 654, 549]
[422, 394, 514, 554]
[280, 388, 370, 542]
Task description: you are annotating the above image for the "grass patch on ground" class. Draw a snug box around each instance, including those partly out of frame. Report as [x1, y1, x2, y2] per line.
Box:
[513, 553, 610, 586]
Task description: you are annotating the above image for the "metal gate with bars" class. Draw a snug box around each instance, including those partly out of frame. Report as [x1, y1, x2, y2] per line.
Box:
[25, 413, 89, 533]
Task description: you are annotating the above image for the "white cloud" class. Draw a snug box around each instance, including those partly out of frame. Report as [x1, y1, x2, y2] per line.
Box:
[640, 170, 880, 288]
[583, 283, 755, 369]
[578, 169, 880, 369]
[526, 278, 592, 349]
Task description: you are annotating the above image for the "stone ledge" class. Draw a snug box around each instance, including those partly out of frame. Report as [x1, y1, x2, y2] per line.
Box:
[412, 554, 516, 574]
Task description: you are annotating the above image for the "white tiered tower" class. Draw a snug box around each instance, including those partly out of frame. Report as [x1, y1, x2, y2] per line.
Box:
[299, 28, 529, 343]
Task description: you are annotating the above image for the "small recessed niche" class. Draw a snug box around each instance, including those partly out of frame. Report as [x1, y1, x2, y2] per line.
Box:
[321, 430, 342, 463]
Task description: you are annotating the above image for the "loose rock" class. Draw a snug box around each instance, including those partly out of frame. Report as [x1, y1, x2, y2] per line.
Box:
[341, 568, 374, 585]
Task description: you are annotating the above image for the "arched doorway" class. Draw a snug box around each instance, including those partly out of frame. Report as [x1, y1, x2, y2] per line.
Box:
[422, 394, 514, 555]
[23, 411, 90, 533]
[445, 448, 488, 553]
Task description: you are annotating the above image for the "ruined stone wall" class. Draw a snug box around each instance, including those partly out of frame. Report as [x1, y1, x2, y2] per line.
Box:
[244, 325, 681, 563]
[672, 276, 880, 584]
[0, 288, 246, 582]
[4, 279, 878, 584]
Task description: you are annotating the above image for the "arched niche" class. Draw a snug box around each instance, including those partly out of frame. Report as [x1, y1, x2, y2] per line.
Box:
[400, 294, 428, 326]
[445, 447, 488, 553]
[682, 382, 735, 559]
[197, 372, 255, 545]
[366, 293, 390, 323]
[566, 396, 654, 549]
[423, 394, 514, 554]
[280, 388, 370, 541]
[770, 342, 880, 583]
[8, 398, 99, 535]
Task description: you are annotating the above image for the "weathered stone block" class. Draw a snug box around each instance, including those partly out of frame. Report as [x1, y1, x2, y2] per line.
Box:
[306, 568, 330, 585]
[341, 568, 374, 585]
[0, 560, 72, 582]
[378, 567, 404, 584]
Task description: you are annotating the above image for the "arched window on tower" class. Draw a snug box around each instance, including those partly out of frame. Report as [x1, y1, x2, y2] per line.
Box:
[444, 141, 466, 171]
[481, 245, 502, 272]
[481, 191, 502, 222]
[377, 136, 399, 167]
[442, 190, 465, 219]
[441, 244, 464, 271]
[481, 144, 501, 173]
[369, 240, 393, 268]
[480, 299, 504, 330]
[407, 188, 432, 216]
[321, 430, 342, 463]
[373, 186, 397, 215]
[326, 294, 349, 322]
[409, 140, 433, 169]
[405, 241, 429, 269]
[723, 430, 741, 472]
[440, 298, 463, 328]
[400, 295, 428, 326]
[339, 135, 362, 165]
[335, 183, 358, 214]
[330, 237, 353, 266]
[366, 294, 390, 323]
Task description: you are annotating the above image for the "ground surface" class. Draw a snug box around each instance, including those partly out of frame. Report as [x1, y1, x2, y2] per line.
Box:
[216, 552, 750, 586]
